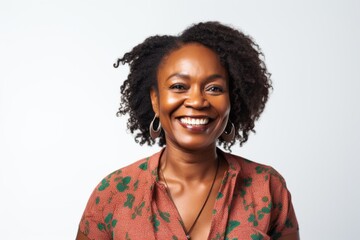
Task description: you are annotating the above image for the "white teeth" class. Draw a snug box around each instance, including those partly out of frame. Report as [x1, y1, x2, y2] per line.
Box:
[180, 117, 209, 125]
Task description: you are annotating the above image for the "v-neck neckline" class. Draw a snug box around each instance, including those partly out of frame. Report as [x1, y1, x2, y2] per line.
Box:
[149, 148, 241, 240]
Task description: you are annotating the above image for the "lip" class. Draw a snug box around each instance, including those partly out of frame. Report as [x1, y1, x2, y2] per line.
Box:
[177, 115, 213, 119]
[176, 115, 213, 132]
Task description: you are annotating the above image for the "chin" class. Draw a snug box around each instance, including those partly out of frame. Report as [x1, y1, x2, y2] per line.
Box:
[174, 138, 216, 152]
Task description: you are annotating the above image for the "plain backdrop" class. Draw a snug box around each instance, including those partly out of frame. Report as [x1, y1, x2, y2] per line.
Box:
[1, 0, 359, 239]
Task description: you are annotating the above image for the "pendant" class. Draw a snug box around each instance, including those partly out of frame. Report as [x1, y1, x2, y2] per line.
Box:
[186, 235, 191, 240]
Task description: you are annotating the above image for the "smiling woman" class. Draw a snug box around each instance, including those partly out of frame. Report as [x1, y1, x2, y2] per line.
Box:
[76, 22, 299, 240]
[151, 43, 230, 152]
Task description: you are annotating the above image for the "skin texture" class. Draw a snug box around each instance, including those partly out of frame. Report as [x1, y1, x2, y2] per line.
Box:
[76, 43, 299, 240]
[151, 43, 230, 152]
[151, 43, 230, 239]
[115, 21, 272, 151]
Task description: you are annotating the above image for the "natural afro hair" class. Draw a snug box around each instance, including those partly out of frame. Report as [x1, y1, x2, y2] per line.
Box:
[114, 21, 272, 151]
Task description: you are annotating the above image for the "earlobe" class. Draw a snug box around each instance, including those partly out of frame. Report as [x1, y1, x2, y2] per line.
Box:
[150, 87, 159, 116]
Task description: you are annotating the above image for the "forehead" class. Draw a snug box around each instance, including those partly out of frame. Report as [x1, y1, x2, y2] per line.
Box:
[157, 43, 226, 78]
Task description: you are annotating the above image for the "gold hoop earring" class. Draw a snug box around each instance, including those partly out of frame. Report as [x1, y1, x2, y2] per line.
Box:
[221, 122, 235, 143]
[150, 116, 162, 139]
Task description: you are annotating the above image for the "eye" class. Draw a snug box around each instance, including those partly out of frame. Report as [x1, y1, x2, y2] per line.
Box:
[170, 84, 187, 92]
[206, 85, 224, 94]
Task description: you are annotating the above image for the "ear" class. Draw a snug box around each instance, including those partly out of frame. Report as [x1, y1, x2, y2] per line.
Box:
[150, 87, 159, 116]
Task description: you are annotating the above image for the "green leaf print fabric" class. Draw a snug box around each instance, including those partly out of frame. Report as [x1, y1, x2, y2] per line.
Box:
[79, 149, 298, 240]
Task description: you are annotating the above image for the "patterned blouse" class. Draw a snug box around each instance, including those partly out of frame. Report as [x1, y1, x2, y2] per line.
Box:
[79, 148, 299, 240]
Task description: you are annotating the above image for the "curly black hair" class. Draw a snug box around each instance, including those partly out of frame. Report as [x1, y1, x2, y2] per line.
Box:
[114, 21, 272, 151]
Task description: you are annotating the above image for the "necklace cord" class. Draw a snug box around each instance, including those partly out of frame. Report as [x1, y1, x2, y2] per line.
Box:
[160, 158, 220, 238]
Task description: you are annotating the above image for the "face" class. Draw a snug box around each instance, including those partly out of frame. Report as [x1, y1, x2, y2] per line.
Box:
[150, 43, 230, 151]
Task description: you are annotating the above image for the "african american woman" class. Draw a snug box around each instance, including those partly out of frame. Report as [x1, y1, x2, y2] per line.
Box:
[76, 21, 299, 240]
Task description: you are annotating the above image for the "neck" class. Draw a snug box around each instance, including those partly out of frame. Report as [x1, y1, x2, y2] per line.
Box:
[160, 143, 219, 182]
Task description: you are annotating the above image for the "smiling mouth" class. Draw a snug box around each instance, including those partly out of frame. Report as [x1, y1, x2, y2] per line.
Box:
[179, 117, 210, 126]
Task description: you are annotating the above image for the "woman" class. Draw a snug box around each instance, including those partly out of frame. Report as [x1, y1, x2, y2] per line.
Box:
[77, 22, 299, 240]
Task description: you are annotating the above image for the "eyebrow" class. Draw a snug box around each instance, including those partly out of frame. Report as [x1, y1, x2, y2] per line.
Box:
[166, 73, 226, 82]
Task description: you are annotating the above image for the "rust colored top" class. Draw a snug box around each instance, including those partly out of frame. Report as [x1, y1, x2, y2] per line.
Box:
[79, 149, 299, 240]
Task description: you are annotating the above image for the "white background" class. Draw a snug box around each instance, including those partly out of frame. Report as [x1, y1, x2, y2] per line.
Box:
[1, 0, 359, 239]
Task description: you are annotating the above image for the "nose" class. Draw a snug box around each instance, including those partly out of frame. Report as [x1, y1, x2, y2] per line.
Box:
[184, 88, 210, 109]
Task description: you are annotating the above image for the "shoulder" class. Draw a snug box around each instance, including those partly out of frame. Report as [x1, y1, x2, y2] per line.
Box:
[78, 152, 159, 237]
[223, 152, 299, 238]
[83, 152, 158, 214]
[223, 152, 290, 202]
[103, 157, 151, 184]
[94, 155, 155, 199]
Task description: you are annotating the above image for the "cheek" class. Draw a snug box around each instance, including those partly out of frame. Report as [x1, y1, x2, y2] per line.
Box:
[221, 104, 231, 120]
[213, 96, 231, 116]
[158, 92, 184, 113]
